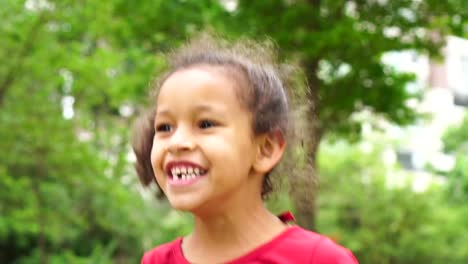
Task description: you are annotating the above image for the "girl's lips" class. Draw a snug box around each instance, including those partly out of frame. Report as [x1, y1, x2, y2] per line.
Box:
[168, 175, 203, 186]
[165, 160, 208, 187]
[165, 161, 206, 174]
[165, 161, 207, 176]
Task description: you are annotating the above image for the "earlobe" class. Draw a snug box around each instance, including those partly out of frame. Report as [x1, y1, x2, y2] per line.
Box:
[253, 131, 286, 174]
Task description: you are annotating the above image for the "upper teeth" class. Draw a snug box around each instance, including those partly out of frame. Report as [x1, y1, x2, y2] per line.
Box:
[171, 166, 206, 180]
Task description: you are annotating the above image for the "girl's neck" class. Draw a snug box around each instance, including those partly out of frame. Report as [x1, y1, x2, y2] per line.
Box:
[182, 200, 287, 263]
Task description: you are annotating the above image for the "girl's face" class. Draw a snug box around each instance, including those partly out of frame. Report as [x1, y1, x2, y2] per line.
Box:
[151, 66, 261, 214]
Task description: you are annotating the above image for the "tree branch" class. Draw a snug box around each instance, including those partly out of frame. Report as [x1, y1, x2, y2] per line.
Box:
[0, 12, 46, 106]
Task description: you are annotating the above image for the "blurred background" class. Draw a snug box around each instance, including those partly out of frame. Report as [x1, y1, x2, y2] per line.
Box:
[1, 0, 467, 263]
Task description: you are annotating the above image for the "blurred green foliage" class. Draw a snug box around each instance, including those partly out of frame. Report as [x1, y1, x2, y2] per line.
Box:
[317, 141, 468, 263]
[1, 0, 467, 263]
[220, 0, 467, 229]
[443, 115, 468, 204]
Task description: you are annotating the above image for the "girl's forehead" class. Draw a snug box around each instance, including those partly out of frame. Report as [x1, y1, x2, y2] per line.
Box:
[155, 67, 248, 113]
[165, 65, 239, 84]
[158, 66, 245, 98]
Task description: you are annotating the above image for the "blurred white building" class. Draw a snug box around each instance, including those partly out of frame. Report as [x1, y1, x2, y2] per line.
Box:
[380, 36, 468, 191]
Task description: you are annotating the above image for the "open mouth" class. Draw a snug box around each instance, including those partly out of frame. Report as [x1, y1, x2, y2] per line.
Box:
[165, 161, 208, 183]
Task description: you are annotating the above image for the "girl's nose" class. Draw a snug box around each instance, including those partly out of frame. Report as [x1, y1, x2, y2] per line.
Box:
[167, 126, 195, 154]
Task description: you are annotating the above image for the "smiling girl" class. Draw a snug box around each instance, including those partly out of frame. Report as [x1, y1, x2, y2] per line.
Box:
[132, 35, 358, 264]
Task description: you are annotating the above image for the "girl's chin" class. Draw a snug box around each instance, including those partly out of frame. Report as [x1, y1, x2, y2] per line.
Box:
[168, 196, 204, 212]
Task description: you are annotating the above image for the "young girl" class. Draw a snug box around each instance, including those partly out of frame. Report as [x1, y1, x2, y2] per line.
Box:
[132, 35, 358, 264]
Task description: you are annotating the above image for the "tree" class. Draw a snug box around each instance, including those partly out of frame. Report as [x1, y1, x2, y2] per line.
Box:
[219, 0, 468, 229]
[2, 0, 467, 261]
[317, 140, 468, 263]
[0, 0, 217, 262]
[442, 114, 468, 203]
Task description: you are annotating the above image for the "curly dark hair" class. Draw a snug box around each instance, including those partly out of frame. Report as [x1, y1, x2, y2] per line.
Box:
[132, 34, 294, 199]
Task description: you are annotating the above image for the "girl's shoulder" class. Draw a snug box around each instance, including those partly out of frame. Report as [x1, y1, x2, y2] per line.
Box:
[274, 226, 358, 264]
[141, 237, 183, 264]
[216, 226, 357, 264]
[140, 227, 358, 264]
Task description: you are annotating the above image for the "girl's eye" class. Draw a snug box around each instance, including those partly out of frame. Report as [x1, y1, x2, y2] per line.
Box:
[156, 124, 172, 132]
[199, 120, 216, 129]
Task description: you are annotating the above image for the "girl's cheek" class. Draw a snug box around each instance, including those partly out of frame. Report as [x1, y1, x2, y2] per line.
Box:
[151, 141, 167, 169]
[150, 147, 160, 169]
[150, 150, 164, 186]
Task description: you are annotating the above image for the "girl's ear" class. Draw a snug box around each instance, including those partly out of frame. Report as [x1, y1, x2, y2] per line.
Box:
[253, 131, 286, 174]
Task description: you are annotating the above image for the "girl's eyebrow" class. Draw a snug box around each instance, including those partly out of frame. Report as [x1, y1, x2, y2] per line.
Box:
[155, 109, 171, 117]
[193, 104, 216, 112]
[155, 105, 225, 117]
[193, 104, 227, 115]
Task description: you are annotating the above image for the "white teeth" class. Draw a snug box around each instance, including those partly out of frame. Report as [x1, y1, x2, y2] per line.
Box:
[170, 166, 206, 180]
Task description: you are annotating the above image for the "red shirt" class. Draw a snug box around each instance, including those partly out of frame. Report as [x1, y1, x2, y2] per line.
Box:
[141, 226, 359, 263]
